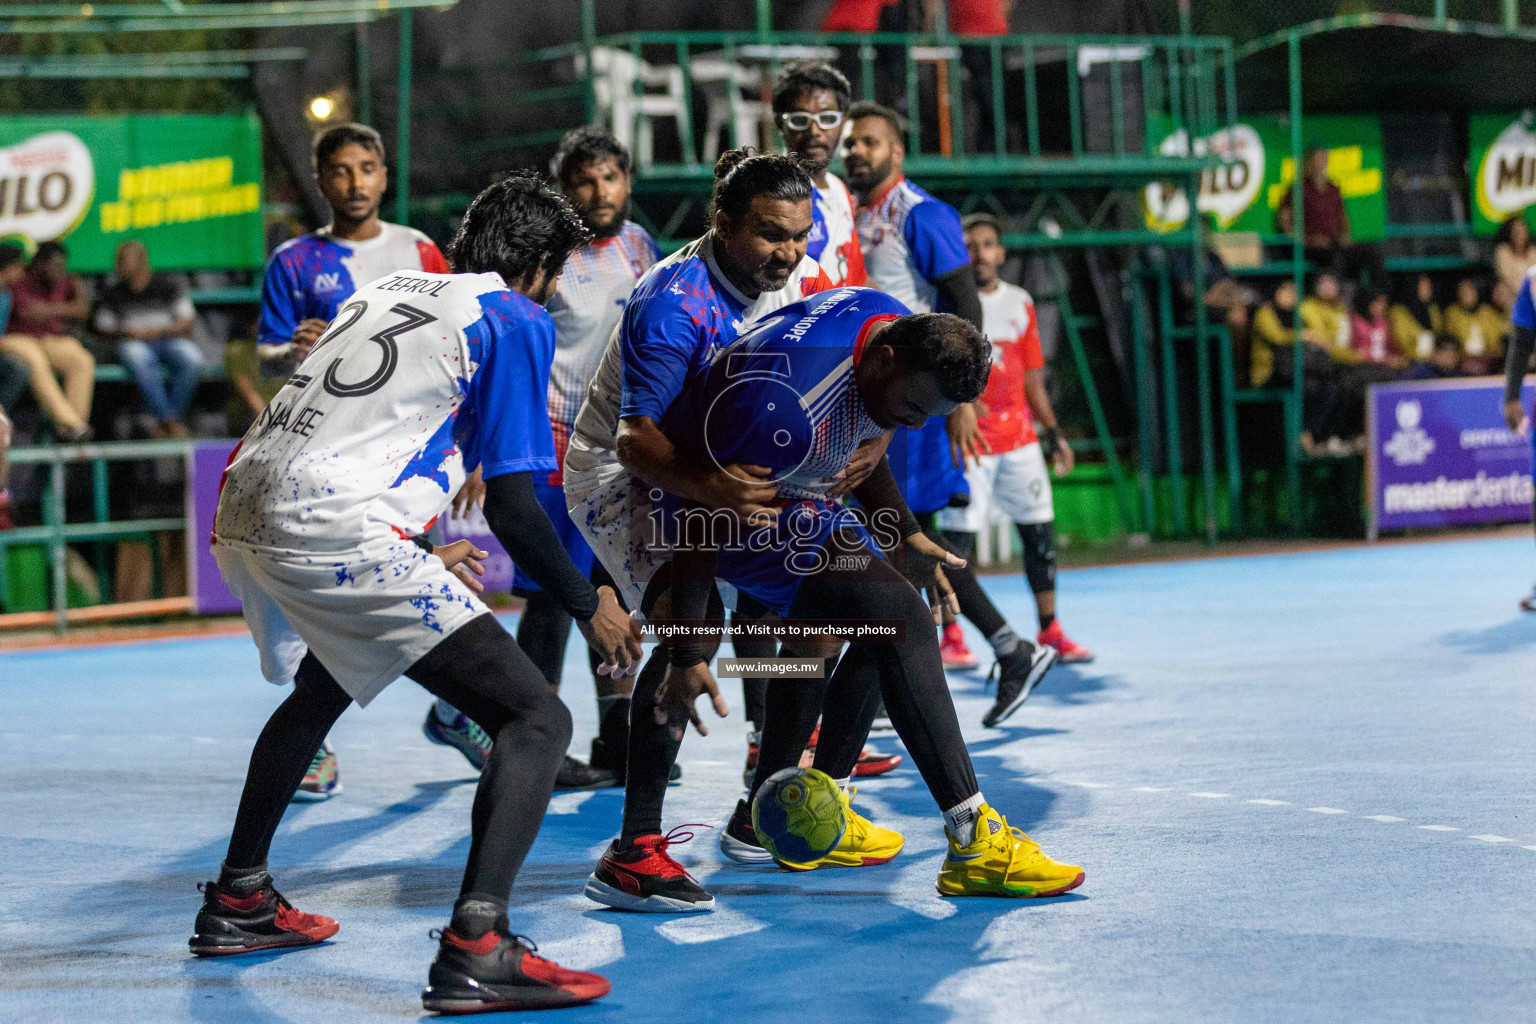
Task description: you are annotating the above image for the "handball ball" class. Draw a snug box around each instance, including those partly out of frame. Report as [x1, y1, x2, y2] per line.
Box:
[752, 766, 847, 864]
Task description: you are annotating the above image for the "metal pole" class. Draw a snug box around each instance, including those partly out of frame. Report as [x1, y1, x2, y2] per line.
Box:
[1178, 0, 1192, 38]
[755, 0, 771, 36]
[1434, 0, 1448, 28]
[1504, 0, 1519, 32]
[1191, 180, 1216, 544]
[1287, 30, 1305, 534]
[580, 0, 596, 124]
[354, 22, 371, 125]
[395, 9, 412, 227]
[49, 453, 65, 633]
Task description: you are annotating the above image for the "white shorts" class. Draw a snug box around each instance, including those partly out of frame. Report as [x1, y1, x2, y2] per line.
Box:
[935, 442, 1055, 532]
[214, 538, 488, 706]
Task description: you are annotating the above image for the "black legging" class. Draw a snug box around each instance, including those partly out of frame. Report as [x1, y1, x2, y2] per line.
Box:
[514, 561, 619, 690]
[224, 613, 571, 907]
[621, 532, 979, 839]
[915, 511, 1008, 640]
[733, 592, 778, 733]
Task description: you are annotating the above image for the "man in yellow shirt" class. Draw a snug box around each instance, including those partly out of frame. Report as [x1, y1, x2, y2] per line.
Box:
[1298, 272, 1359, 365]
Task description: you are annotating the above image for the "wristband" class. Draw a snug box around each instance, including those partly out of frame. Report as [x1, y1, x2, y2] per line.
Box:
[1040, 426, 1063, 459]
[412, 534, 435, 554]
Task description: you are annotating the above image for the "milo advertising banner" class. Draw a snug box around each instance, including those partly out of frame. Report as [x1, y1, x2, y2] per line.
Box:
[0, 114, 262, 273]
[1144, 114, 1386, 240]
[1470, 111, 1536, 235]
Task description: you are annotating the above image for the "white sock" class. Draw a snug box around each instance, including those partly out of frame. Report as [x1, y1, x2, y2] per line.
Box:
[832, 775, 852, 795]
[987, 626, 1022, 658]
[942, 792, 986, 841]
[433, 699, 461, 725]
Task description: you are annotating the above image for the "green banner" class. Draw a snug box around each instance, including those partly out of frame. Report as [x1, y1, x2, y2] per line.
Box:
[1143, 114, 1386, 241]
[1469, 111, 1536, 236]
[0, 114, 262, 273]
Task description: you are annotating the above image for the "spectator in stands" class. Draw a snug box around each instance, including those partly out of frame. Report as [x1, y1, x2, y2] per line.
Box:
[2, 240, 94, 442]
[1351, 290, 1407, 370]
[1444, 278, 1504, 374]
[1275, 148, 1383, 288]
[1250, 278, 1338, 455]
[1299, 272, 1357, 364]
[1389, 273, 1441, 363]
[93, 240, 204, 439]
[0, 244, 30, 421]
[1167, 243, 1254, 347]
[1407, 334, 1468, 380]
[1494, 216, 1536, 298]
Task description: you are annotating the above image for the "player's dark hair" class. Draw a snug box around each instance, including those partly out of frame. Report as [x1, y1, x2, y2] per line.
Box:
[312, 122, 386, 170]
[708, 148, 814, 221]
[552, 125, 632, 184]
[447, 170, 592, 285]
[847, 100, 906, 140]
[33, 240, 66, 264]
[771, 60, 852, 115]
[961, 212, 1002, 237]
[0, 242, 26, 272]
[880, 312, 991, 403]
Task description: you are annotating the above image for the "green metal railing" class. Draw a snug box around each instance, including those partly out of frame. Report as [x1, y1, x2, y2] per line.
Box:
[493, 0, 1235, 181]
[0, 438, 192, 632]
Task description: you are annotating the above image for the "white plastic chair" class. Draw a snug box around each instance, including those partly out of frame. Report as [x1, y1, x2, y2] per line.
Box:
[690, 52, 764, 162]
[578, 46, 689, 166]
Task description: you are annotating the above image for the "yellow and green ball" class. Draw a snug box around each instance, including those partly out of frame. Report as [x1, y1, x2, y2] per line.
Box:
[752, 766, 847, 864]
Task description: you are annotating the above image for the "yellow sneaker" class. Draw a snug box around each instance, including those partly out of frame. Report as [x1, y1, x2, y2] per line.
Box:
[936, 802, 1084, 898]
[779, 787, 905, 871]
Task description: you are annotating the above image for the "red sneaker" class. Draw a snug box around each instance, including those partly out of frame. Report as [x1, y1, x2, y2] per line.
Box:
[424, 926, 610, 1013]
[1038, 620, 1094, 664]
[188, 879, 339, 956]
[582, 825, 715, 913]
[805, 725, 902, 778]
[940, 622, 979, 671]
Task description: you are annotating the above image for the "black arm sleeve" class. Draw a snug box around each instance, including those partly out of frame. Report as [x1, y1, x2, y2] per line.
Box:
[1506, 325, 1535, 404]
[481, 471, 601, 621]
[665, 538, 719, 669]
[933, 265, 984, 332]
[851, 455, 921, 547]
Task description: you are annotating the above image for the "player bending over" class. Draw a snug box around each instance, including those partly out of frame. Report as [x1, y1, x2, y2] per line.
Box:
[190, 173, 641, 1014]
[584, 287, 1086, 911]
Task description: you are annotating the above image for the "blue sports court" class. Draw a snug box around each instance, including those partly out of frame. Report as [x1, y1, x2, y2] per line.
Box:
[4, 534, 1535, 1023]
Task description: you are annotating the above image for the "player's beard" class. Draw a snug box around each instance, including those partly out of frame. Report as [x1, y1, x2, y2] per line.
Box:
[842, 153, 890, 195]
[584, 196, 631, 240]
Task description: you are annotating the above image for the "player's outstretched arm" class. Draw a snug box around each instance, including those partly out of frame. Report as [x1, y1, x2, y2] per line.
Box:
[616, 415, 780, 520]
[1504, 325, 1535, 431]
[481, 471, 643, 675]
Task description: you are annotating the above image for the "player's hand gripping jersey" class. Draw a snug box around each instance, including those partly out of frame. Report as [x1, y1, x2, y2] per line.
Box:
[656, 286, 909, 613]
[218, 270, 558, 555]
[258, 222, 448, 352]
[807, 171, 866, 288]
[858, 177, 972, 514]
[563, 232, 832, 609]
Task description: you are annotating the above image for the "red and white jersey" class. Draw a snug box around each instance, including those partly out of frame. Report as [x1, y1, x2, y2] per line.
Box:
[977, 280, 1046, 454]
[810, 171, 866, 288]
[544, 221, 660, 471]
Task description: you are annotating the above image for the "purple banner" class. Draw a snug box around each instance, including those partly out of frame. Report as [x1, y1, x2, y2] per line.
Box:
[1368, 376, 1536, 534]
[187, 438, 240, 614]
[439, 504, 516, 594]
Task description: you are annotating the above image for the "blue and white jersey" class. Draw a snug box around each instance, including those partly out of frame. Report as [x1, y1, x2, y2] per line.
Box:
[658, 286, 907, 613]
[258, 221, 448, 351]
[545, 221, 660, 451]
[856, 176, 969, 314]
[806, 171, 865, 288]
[217, 270, 556, 555]
[857, 177, 972, 515]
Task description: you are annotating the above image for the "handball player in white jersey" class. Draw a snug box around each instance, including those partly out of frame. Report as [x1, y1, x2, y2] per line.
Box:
[191, 173, 640, 1015]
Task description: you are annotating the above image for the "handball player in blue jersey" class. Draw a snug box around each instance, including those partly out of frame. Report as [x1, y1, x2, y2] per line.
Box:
[1504, 266, 1536, 610]
[845, 101, 1057, 725]
[582, 288, 1085, 909]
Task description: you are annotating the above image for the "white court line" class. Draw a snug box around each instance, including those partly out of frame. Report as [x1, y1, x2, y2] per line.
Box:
[1364, 815, 1405, 822]
[1523, 846, 1536, 853]
[1471, 835, 1513, 843]
[1067, 781, 1110, 788]
[1132, 786, 1171, 792]
[1188, 792, 1230, 798]
[1418, 825, 1459, 832]
[1247, 799, 1290, 806]
[1306, 807, 1348, 815]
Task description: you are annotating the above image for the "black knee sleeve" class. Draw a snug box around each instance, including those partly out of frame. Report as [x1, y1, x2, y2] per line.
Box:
[1016, 522, 1057, 595]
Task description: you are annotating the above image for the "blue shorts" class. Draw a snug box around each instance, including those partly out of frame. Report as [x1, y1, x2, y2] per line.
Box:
[512, 478, 595, 594]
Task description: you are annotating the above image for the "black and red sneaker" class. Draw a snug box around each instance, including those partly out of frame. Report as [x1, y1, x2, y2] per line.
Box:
[853, 747, 903, 778]
[582, 825, 715, 913]
[188, 880, 339, 957]
[422, 926, 610, 1014]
